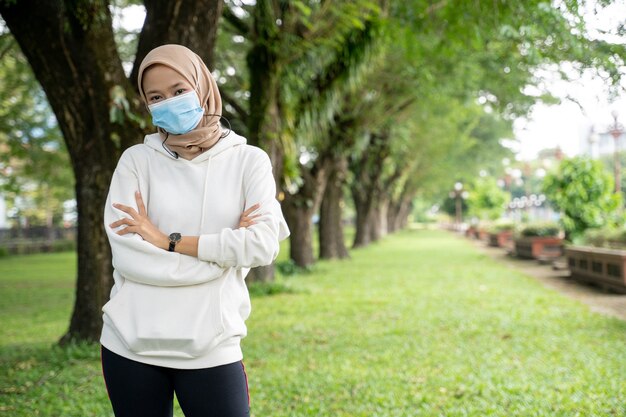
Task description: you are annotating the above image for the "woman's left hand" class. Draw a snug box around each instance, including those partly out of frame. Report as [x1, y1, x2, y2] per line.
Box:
[109, 191, 168, 249]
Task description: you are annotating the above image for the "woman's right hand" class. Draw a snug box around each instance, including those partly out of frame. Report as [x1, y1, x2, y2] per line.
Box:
[238, 203, 261, 228]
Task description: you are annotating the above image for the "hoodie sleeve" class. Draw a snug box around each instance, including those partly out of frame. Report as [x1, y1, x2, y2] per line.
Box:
[197, 149, 290, 268]
[105, 149, 227, 287]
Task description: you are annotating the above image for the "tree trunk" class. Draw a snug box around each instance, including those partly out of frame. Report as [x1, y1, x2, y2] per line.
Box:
[281, 157, 330, 267]
[398, 195, 414, 229]
[389, 188, 416, 231]
[245, 0, 283, 282]
[350, 131, 390, 248]
[246, 264, 276, 283]
[388, 188, 415, 232]
[0, 0, 224, 343]
[282, 199, 316, 267]
[131, 0, 223, 79]
[60, 167, 114, 343]
[387, 198, 401, 234]
[369, 195, 389, 242]
[319, 155, 350, 259]
[352, 188, 373, 248]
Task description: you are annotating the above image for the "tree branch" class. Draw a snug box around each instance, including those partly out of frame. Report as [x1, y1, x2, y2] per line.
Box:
[130, 0, 223, 88]
[222, 4, 250, 37]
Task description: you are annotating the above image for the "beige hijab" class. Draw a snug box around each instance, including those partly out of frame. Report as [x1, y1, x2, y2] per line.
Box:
[137, 44, 223, 160]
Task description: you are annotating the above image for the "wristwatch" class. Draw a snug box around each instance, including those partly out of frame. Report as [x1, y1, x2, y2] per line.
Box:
[168, 232, 182, 252]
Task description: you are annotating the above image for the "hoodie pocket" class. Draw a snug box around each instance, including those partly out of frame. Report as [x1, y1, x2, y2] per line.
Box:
[102, 277, 226, 359]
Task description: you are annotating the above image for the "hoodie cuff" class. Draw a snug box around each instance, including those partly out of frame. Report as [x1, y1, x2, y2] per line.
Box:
[198, 233, 221, 263]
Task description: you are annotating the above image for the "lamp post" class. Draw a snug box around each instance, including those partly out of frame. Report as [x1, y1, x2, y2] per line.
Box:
[449, 182, 469, 226]
[609, 110, 624, 194]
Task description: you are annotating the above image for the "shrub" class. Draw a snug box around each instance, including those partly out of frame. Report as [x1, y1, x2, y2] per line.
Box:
[518, 222, 561, 238]
[467, 178, 510, 221]
[51, 239, 76, 253]
[581, 227, 626, 249]
[542, 156, 622, 240]
[487, 222, 516, 234]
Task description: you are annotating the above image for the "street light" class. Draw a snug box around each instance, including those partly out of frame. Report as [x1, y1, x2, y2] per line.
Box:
[609, 110, 624, 194]
[449, 182, 469, 226]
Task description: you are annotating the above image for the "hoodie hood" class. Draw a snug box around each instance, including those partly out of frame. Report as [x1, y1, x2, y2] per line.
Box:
[144, 130, 246, 163]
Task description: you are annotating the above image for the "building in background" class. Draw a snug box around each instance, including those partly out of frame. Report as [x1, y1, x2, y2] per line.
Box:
[580, 120, 626, 159]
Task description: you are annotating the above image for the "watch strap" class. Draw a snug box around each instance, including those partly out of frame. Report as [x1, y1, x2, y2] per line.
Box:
[168, 232, 181, 252]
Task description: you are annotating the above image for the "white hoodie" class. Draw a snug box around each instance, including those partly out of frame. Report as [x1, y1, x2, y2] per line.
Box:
[99, 130, 290, 369]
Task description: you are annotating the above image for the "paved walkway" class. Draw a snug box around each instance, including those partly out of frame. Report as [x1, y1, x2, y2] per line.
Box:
[470, 238, 626, 322]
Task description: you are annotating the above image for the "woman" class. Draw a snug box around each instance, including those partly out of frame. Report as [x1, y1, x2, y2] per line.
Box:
[100, 44, 290, 417]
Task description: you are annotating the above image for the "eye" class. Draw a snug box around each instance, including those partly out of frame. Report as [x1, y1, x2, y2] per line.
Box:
[149, 95, 162, 102]
[174, 88, 187, 96]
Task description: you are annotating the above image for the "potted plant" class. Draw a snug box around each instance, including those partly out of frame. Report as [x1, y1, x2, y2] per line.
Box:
[476, 222, 491, 241]
[465, 223, 479, 239]
[514, 222, 563, 260]
[487, 222, 516, 248]
[565, 227, 626, 293]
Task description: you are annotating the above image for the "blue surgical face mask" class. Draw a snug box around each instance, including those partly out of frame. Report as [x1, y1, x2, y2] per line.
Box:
[147, 90, 204, 135]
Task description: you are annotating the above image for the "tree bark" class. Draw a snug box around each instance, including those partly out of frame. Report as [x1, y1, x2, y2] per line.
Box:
[350, 130, 390, 248]
[387, 196, 401, 234]
[282, 157, 330, 267]
[352, 189, 373, 248]
[131, 0, 223, 78]
[245, 0, 284, 281]
[388, 187, 415, 232]
[397, 194, 414, 229]
[281, 199, 315, 267]
[369, 194, 389, 242]
[319, 155, 350, 259]
[0, 0, 223, 344]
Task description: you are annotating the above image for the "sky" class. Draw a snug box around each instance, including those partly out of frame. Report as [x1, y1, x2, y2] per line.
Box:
[114, 2, 626, 162]
[512, 0, 626, 160]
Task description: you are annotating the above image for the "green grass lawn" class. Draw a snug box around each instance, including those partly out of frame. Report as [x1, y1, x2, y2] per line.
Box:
[1, 228, 625, 416]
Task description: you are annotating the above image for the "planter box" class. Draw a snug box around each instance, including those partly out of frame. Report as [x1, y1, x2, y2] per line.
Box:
[514, 236, 563, 259]
[565, 246, 626, 293]
[488, 231, 513, 248]
[477, 229, 489, 241]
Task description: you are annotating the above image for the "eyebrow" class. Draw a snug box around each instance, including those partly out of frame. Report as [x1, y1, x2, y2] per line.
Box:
[145, 82, 185, 95]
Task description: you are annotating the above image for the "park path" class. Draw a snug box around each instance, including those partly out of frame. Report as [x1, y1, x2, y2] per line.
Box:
[468, 236, 626, 322]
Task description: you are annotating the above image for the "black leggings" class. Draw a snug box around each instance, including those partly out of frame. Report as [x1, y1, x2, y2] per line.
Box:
[100, 345, 250, 417]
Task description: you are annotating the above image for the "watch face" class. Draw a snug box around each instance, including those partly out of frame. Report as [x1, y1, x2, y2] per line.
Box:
[169, 232, 182, 243]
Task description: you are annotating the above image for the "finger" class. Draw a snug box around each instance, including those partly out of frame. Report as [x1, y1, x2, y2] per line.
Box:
[241, 207, 255, 217]
[241, 203, 261, 217]
[240, 220, 256, 228]
[135, 191, 147, 216]
[240, 215, 261, 224]
[117, 226, 137, 236]
[110, 217, 138, 228]
[109, 219, 128, 228]
[113, 203, 139, 219]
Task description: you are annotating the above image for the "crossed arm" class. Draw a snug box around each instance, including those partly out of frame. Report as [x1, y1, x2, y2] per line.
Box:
[109, 190, 261, 258]
[105, 149, 289, 286]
